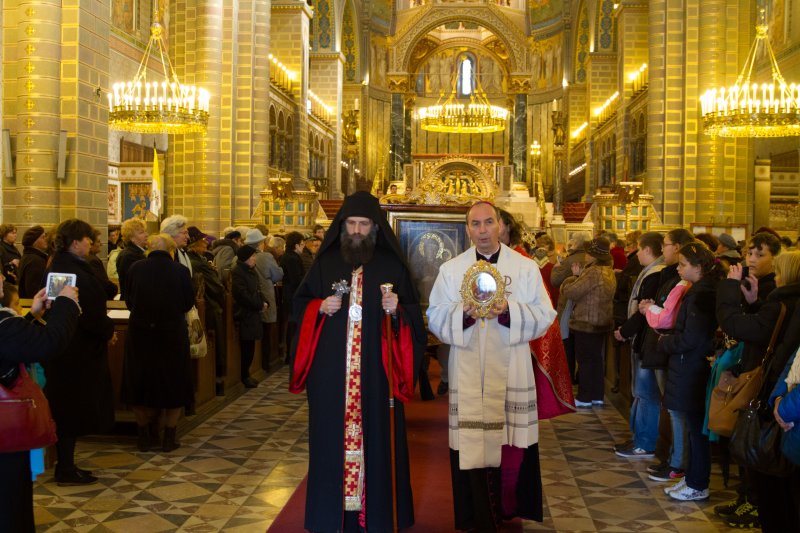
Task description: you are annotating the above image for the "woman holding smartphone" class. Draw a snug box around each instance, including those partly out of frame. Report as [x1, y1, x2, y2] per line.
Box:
[44, 219, 116, 485]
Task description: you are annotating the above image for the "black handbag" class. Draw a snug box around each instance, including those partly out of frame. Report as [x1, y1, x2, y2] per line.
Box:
[729, 396, 796, 477]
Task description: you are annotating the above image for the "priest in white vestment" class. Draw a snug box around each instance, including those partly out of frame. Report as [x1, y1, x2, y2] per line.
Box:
[427, 201, 556, 532]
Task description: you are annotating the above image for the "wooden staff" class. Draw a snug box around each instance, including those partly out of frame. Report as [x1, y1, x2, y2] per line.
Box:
[380, 282, 398, 533]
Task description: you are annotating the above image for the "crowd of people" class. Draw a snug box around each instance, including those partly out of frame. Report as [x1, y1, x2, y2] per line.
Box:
[0, 217, 327, 532]
[2, 202, 800, 532]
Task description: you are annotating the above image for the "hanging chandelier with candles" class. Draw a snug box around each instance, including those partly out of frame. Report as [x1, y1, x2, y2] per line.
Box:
[416, 73, 508, 134]
[108, 2, 210, 134]
[700, 8, 800, 138]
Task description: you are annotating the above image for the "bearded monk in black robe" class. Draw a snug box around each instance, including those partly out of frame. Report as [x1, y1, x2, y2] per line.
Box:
[290, 191, 426, 532]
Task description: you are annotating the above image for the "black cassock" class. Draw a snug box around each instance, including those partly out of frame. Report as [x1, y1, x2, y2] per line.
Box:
[291, 209, 425, 532]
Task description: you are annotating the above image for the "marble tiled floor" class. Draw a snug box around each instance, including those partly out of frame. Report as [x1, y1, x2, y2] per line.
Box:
[33, 368, 747, 532]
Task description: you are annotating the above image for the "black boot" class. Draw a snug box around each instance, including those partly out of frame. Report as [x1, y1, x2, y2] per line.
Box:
[136, 425, 151, 452]
[148, 422, 161, 450]
[162, 427, 180, 452]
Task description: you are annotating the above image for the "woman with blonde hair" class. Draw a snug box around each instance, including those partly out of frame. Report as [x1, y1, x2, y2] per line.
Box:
[122, 233, 195, 452]
[116, 217, 149, 298]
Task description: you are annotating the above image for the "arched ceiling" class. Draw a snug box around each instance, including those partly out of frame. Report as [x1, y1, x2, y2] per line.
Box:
[390, 5, 529, 74]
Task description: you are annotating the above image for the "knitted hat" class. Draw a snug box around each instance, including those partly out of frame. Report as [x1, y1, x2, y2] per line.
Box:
[22, 225, 45, 247]
[584, 237, 612, 261]
[236, 244, 257, 262]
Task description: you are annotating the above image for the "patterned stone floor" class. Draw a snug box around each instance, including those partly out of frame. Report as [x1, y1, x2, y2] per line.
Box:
[33, 368, 748, 532]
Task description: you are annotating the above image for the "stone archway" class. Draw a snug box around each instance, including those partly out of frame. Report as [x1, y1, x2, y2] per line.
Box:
[389, 5, 528, 76]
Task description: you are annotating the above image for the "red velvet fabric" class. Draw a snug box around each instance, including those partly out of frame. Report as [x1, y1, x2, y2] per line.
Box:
[380, 306, 415, 402]
[289, 299, 325, 394]
[530, 319, 575, 420]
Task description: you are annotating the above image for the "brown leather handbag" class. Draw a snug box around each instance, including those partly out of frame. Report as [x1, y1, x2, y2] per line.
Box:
[0, 363, 58, 453]
[707, 303, 786, 437]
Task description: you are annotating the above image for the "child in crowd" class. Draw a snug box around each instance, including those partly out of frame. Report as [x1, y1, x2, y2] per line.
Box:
[658, 243, 721, 501]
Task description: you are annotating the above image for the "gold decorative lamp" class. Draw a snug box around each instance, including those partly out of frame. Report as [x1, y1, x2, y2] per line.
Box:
[416, 74, 508, 134]
[701, 8, 800, 138]
[108, 1, 210, 134]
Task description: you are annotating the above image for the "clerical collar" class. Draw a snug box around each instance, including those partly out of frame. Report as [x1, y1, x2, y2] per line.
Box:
[476, 246, 501, 264]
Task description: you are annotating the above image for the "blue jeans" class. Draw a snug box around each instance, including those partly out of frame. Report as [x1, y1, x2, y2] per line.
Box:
[667, 409, 689, 469]
[630, 354, 661, 451]
[670, 409, 711, 490]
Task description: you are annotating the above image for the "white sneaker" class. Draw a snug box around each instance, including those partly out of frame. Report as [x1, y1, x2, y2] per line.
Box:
[575, 400, 592, 408]
[592, 400, 605, 406]
[663, 477, 686, 495]
[669, 484, 709, 501]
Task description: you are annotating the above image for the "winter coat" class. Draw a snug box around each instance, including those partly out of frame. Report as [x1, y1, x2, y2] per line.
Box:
[559, 264, 617, 333]
[280, 250, 305, 322]
[17, 247, 48, 298]
[769, 324, 800, 465]
[186, 250, 225, 315]
[610, 245, 628, 271]
[211, 239, 238, 279]
[43, 251, 116, 436]
[717, 273, 781, 373]
[658, 276, 718, 413]
[231, 262, 264, 341]
[718, 280, 800, 380]
[640, 263, 682, 369]
[618, 261, 664, 354]
[0, 240, 21, 282]
[550, 249, 585, 288]
[117, 244, 146, 300]
[254, 250, 283, 323]
[88, 254, 119, 300]
[122, 250, 195, 408]
[301, 247, 315, 273]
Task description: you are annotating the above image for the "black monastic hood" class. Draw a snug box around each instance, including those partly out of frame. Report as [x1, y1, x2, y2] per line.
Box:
[317, 191, 407, 268]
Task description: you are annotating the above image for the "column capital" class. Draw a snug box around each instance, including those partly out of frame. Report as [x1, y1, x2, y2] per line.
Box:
[388, 75, 409, 93]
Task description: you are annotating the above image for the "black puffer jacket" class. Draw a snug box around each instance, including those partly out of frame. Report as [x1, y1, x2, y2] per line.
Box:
[640, 263, 681, 369]
[716, 273, 779, 373]
[717, 279, 800, 377]
[659, 276, 719, 413]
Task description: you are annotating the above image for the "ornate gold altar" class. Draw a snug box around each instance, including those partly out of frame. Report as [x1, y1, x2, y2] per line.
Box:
[380, 157, 496, 206]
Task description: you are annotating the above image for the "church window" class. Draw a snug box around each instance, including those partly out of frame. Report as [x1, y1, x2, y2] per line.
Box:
[457, 55, 476, 97]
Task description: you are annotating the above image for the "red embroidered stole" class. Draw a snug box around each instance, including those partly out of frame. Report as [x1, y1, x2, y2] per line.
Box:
[343, 267, 365, 511]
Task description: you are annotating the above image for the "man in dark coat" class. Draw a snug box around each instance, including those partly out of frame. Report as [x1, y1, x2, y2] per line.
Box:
[280, 231, 306, 357]
[289, 191, 426, 533]
[17, 225, 49, 298]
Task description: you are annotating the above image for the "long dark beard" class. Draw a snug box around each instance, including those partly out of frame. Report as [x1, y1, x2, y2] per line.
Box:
[340, 228, 376, 266]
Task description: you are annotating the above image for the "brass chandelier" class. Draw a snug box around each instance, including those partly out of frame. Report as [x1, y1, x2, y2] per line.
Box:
[108, 2, 210, 134]
[700, 8, 800, 138]
[416, 78, 508, 134]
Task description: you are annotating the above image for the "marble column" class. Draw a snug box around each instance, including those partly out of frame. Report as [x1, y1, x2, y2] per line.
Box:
[390, 92, 405, 182]
[511, 94, 527, 182]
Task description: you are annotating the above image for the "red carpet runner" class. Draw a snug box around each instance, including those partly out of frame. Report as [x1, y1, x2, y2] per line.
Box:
[268, 374, 525, 532]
